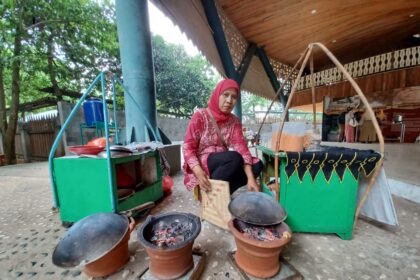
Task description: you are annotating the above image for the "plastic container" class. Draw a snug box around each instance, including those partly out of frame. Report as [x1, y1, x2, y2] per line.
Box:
[83, 99, 104, 126]
[271, 122, 306, 152]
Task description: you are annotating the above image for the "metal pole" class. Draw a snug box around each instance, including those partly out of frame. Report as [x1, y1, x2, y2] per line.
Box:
[111, 78, 119, 144]
[116, 0, 158, 142]
[48, 73, 102, 208]
[101, 73, 117, 212]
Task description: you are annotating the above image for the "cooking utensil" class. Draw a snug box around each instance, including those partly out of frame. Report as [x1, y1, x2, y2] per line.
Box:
[52, 213, 130, 268]
[394, 114, 403, 123]
[110, 145, 133, 153]
[97, 146, 133, 158]
[52, 202, 154, 277]
[228, 192, 287, 226]
[98, 150, 132, 158]
[86, 137, 107, 148]
[68, 145, 104, 155]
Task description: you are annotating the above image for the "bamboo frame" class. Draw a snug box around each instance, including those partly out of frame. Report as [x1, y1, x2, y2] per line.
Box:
[272, 42, 384, 235]
[255, 48, 309, 201]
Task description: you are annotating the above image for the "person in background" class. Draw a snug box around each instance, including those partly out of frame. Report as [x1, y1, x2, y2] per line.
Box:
[358, 110, 377, 143]
[345, 107, 357, 143]
[337, 108, 348, 142]
[182, 79, 263, 197]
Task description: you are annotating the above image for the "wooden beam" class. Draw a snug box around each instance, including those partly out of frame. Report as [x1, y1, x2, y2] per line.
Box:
[202, 0, 242, 119]
[201, 0, 237, 80]
[237, 43, 257, 85]
[256, 47, 287, 106]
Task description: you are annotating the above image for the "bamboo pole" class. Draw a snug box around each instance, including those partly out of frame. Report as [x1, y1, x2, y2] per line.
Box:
[253, 48, 308, 200]
[306, 43, 385, 235]
[270, 42, 384, 236]
[310, 54, 317, 129]
[272, 45, 313, 201]
[274, 45, 313, 152]
[255, 48, 309, 150]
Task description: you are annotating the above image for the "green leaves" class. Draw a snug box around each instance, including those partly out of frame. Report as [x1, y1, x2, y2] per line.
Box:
[1, 0, 120, 109]
[152, 35, 218, 117]
[1, 0, 218, 118]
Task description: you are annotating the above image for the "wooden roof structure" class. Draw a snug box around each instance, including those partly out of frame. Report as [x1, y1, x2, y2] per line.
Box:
[151, 0, 420, 101]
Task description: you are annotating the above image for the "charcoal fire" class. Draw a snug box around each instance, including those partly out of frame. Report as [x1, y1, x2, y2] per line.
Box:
[149, 219, 193, 248]
[235, 219, 281, 242]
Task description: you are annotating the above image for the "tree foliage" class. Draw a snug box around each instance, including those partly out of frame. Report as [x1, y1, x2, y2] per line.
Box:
[0, 0, 219, 164]
[0, 0, 119, 164]
[152, 35, 218, 116]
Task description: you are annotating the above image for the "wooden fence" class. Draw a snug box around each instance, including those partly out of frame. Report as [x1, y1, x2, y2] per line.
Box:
[15, 114, 63, 161]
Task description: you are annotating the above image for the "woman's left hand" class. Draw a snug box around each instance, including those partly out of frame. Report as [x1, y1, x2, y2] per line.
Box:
[247, 181, 260, 192]
[244, 164, 260, 192]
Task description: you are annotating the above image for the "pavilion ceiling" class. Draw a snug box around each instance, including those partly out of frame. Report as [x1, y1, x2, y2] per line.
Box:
[219, 0, 420, 71]
[151, 0, 420, 100]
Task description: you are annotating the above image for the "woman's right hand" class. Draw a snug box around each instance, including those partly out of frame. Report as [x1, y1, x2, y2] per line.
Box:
[192, 165, 211, 192]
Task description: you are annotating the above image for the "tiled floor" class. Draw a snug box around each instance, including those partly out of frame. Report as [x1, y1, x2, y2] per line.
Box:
[0, 162, 419, 280]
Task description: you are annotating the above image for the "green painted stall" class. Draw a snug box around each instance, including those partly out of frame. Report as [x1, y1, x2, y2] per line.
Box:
[257, 146, 365, 240]
[53, 150, 163, 223]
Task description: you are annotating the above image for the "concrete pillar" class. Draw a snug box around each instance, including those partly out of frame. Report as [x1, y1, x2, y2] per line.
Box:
[19, 123, 31, 163]
[115, 0, 157, 142]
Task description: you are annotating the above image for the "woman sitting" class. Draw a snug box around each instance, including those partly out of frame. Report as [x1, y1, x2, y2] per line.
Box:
[182, 79, 263, 196]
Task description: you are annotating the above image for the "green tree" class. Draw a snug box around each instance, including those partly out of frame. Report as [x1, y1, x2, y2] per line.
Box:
[152, 35, 218, 117]
[0, 0, 119, 164]
[0, 1, 218, 164]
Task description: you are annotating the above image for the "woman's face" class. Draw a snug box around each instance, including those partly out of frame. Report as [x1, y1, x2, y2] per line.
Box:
[219, 88, 238, 114]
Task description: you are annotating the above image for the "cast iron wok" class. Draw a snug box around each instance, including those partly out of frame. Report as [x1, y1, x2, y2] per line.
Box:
[228, 192, 287, 226]
[52, 202, 154, 268]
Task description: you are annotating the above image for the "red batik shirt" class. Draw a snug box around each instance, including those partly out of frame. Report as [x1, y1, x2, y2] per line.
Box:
[182, 108, 252, 191]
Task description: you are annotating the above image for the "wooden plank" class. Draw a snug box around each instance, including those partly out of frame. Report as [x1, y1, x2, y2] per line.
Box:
[200, 179, 231, 230]
[293, 66, 420, 107]
[406, 67, 420, 87]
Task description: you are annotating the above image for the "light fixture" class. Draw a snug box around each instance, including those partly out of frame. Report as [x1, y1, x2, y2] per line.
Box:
[413, 34, 420, 38]
[409, 14, 414, 17]
[332, 39, 337, 43]
[311, 9, 317, 14]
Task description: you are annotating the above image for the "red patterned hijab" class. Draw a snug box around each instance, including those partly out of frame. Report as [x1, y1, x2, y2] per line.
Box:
[207, 79, 240, 122]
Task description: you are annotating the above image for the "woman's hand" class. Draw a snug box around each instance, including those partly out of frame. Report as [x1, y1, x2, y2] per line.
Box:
[192, 165, 211, 192]
[244, 164, 260, 192]
[247, 179, 260, 192]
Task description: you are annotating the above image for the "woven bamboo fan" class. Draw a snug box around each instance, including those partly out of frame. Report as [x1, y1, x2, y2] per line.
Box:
[200, 179, 231, 230]
[256, 42, 385, 234]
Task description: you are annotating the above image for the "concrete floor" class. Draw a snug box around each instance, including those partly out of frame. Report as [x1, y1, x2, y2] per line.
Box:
[0, 162, 419, 280]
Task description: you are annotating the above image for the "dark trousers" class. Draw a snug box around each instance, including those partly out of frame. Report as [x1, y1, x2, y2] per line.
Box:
[207, 151, 263, 194]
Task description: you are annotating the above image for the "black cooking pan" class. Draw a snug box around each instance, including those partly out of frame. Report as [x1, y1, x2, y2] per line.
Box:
[52, 212, 129, 267]
[228, 192, 287, 226]
[52, 202, 154, 270]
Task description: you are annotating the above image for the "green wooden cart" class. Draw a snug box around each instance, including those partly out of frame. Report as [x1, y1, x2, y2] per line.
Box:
[53, 150, 163, 223]
[257, 146, 359, 240]
[48, 72, 165, 225]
